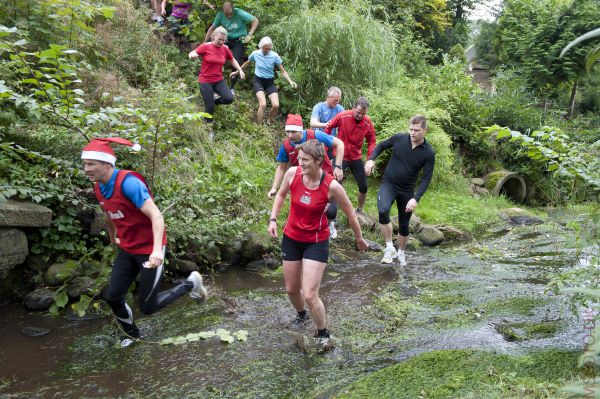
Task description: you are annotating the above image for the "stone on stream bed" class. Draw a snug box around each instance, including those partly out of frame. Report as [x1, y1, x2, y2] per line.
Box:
[44, 260, 79, 286]
[21, 326, 51, 337]
[24, 288, 55, 311]
[499, 207, 545, 226]
[415, 225, 444, 246]
[66, 276, 96, 298]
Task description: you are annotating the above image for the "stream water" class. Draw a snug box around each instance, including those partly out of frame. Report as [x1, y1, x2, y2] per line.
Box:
[0, 211, 591, 398]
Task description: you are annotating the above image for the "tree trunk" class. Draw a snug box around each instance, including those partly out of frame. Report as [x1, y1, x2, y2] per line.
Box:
[567, 79, 578, 119]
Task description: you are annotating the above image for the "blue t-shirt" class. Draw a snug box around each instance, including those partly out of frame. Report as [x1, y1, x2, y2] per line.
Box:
[248, 50, 282, 79]
[311, 102, 344, 136]
[276, 131, 334, 163]
[99, 169, 151, 209]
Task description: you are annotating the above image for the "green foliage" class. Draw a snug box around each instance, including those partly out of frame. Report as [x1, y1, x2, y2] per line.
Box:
[494, 0, 600, 101]
[159, 328, 248, 345]
[491, 125, 600, 199]
[472, 19, 498, 67]
[480, 68, 543, 133]
[0, 0, 117, 54]
[448, 43, 467, 63]
[94, 2, 189, 88]
[417, 189, 511, 234]
[560, 26, 600, 72]
[267, 0, 400, 109]
[336, 349, 582, 398]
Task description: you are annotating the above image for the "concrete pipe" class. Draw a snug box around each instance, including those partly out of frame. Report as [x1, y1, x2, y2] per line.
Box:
[483, 170, 527, 203]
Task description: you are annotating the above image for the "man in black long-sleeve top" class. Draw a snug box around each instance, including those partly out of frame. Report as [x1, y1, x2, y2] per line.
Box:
[364, 115, 435, 266]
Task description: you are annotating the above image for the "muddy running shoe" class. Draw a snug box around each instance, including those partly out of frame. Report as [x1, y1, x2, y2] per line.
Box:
[329, 221, 337, 239]
[397, 250, 407, 267]
[187, 271, 208, 302]
[292, 313, 310, 327]
[381, 246, 398, 264]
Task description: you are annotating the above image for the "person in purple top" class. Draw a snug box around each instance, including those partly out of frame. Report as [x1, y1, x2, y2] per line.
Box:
[161, 0, 214, 50]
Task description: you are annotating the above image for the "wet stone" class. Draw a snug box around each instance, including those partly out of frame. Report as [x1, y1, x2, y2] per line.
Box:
[168, 258, 199, 274]
[21, 326, 51, 337]
[416, 225, 445, 246]
[24, 288, 54, 311]
[0, 200, 52, 227]
[355, 211, 377, 231]
[66, 276, 95, 298]
[0, 228, 28, 278]
[364, 239, 382, 252]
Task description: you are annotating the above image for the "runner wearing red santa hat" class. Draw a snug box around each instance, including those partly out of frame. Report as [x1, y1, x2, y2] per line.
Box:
[82, 137, 207, 343]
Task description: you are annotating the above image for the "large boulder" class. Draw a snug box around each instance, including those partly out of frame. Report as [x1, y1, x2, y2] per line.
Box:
[24, 288, 55, 311]
[0, 200, 52, 227]
[241, 232, 266, 262]
[0, 228, 28, 278]
[167, 258, 199, 274]
[245, 257, 280, 272]
[220, 240, 243, 265]
[66, 276, 96, 298]
[416, 225, 445, 246]
[44, 260, 79, 286]
[25, 255, 51, 272]
[355, 211, 377, 231]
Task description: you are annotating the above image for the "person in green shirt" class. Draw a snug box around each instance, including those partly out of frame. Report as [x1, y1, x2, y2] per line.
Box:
[204, 1, 259, 92]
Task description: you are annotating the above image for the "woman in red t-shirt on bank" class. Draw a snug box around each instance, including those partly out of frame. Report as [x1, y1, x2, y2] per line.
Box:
[268, 139, 368, 341]
[188, 26, 245, 117]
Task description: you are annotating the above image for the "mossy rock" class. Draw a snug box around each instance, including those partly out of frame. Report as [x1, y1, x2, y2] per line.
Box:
[44, 260, 79, 286]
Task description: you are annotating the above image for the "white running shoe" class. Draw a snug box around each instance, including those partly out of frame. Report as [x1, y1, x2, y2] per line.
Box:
[187, 271, 208, 302]
[213, 92, 221, 100]
[329, 221, 337, 239]
[397, 250, 407, 267]
[381, 246, 397, 264]
[230, 89, 235, 96]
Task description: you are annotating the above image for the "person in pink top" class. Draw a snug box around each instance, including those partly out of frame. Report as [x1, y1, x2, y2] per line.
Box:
[268, 139, 367, 342]
[188, 26, 245, 118]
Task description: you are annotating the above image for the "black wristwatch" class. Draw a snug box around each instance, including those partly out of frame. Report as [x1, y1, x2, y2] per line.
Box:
[269, 218, 277, 223]
[334, 164, 341, 169]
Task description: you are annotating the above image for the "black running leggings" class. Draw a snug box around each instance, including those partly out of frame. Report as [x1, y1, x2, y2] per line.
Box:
[226, 38, 245, 89]
[327, 159, 368, 220]
[200, 80, 234, 116]
[104, 248, 192, 326]
[377, 182, 413, 236]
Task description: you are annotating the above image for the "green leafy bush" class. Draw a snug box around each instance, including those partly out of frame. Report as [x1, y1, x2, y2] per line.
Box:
[267, 0, 399, 109]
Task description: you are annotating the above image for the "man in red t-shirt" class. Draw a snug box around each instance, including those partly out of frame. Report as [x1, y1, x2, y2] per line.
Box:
[82, 138, 208, 343]
[324, 96, 376, 212]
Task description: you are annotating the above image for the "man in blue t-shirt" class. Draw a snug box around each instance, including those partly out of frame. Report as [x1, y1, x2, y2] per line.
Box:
[204, 1, 259, 91]
[310, 86, 345, 136]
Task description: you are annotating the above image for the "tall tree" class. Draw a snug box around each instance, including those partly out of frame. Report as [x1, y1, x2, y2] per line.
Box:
[494, 0, 600, 116]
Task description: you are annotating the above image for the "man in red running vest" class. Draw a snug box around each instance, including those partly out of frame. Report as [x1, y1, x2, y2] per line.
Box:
[268, 114, 345, 238]
[82, 138, 207, 341]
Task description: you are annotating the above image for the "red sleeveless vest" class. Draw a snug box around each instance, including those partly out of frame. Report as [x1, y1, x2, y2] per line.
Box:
[94, 170, 167, 254]
[282, 129, 333, 175]
[283, 167, 333, 243]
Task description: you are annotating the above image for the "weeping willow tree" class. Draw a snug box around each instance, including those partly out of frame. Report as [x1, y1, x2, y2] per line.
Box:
[267, 0, 401, 109]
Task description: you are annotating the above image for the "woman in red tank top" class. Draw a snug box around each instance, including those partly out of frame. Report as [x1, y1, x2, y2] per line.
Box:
[268, 140, 368, 341]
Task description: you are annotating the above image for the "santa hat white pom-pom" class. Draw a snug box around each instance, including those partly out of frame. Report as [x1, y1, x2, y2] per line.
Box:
[131, 143, 141, 152]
